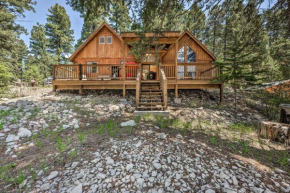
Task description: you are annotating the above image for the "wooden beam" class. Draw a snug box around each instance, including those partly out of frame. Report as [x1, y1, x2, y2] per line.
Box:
[53, 85, 56, 92]
[175, 84, 178, 98]
[123, 84, 126, 97]
[79, 85, 83, 94]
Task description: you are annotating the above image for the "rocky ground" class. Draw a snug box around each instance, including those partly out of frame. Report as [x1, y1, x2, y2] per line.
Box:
[0, 87, 289, 193]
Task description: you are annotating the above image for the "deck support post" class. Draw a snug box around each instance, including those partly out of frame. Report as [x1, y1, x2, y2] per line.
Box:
[53, 85, 56, 92]
[175, 84, 178, 98]
[123, 84, 126, 97]
[219, 84, 223, 104]
[79, 85, 83, 94]
[79, 64, 82, 80]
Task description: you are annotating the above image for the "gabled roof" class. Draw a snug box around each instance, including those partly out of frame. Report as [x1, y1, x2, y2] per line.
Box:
[69, 22, 123, 61]
[177, 30, 216, 61]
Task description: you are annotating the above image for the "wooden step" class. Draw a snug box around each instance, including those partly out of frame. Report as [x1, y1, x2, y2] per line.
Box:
[140, 98, 163, 101]
[139, 102, 164, 106]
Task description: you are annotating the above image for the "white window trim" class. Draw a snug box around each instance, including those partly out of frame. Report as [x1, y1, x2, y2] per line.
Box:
[107, 36, 112, 44]
[99, 36, 105, 44]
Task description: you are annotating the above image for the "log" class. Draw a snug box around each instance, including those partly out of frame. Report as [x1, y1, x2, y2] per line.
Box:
[259, 121, 290, 146]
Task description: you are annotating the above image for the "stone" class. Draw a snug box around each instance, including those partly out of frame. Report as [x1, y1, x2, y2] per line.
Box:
[71, 184, 82, 193]
[126, 164, 134, 171]
[97, 173, 106, 179]
[40, 183, 50, 190]
[121, 120, 136, 127]
[6, 134, 19, 142]
[189, 139, 195, 143]
[47, 171, 58, 180]
[174, 98, 182, 104]
[137, 178, 144, 187]
[205, 189, 215, 193]
[106, 158, 114, 165]
[19, 179, 27, 189]
[250, 187, 264, 193]
[17, 128, 32, 138]
[155, 133, 166, 140]
[71, 162, 79, 168]
[164, 179, 171, 187]
[135, 140, 142, 148]
[0, 133, 5, 137]
[130, 175, 136, 182]
[153, 163, 162, 170]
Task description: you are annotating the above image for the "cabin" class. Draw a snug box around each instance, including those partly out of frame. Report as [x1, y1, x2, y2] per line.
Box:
[52, 22, 223, 110]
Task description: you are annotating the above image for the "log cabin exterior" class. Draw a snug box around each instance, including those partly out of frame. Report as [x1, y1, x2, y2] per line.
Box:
[52, 22, 223, 110]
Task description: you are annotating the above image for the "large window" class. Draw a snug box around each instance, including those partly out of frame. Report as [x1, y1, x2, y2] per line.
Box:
[187, 46, 196, 62]
[177, 46, 196, 63]
[178, 65, 184, 77]
[87, 62, 98, 73]
[187, 65, 196, 78]
[177, 47, 185, 62]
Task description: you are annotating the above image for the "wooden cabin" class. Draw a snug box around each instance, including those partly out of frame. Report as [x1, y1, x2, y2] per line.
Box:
[52, 22, 223, 110]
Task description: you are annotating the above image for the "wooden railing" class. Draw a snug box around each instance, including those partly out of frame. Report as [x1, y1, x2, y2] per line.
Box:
[160, 68, 167, 108]
[54, 65, 79, 80]
[162, 64, 175, 79]
[136, 67, 141, 107]
[53, 64, 139, 80]
[200, 65, 219, 80]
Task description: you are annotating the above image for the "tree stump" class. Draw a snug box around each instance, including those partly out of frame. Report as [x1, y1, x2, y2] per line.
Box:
[259, 121, 290, 146]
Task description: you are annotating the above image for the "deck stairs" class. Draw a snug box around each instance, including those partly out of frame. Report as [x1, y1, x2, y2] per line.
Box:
[137, 81, 166, 111]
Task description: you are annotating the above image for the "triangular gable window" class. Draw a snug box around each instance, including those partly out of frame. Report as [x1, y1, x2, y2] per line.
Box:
[187, 46, 196, 62]
[177, 47, 185, 62]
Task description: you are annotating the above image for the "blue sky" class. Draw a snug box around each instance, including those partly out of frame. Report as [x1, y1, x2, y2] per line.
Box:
[16, 0, 83, 48]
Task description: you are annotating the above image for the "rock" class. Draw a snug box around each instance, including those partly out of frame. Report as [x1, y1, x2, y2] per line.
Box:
[130, 175, 136, 182]
[153, 163, 162, 170]
[205, 189, 215, 193]
[189, 139, 195, 143]
[40, 183, 50, 190]
[19, 179, 27, 189]
[47, 171, 58, 180]
[164, 179, 171, 187]
[174, 98, 182, 104]
[17, 128, 32, 138]
[126, 164, 134, 171]
[71, 162, 79, 168]
[71, 184, 82, 193]
[155, 133, 166, 140]
[135, 140, 142, 148]
[137, 178, 144, 187]
[97, 173, 106, 179]
[0, 133, 5, 137]
[250, 187, 264, 193]
[106, 158, 114, 165]
[6, 134, 19, 142]
[121, 120, 136, 127]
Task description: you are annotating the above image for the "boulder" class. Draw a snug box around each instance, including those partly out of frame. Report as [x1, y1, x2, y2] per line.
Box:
[121, 120, 136, 127]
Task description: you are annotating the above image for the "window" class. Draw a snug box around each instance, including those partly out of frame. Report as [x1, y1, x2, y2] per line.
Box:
[177, 47, 185, 62]
[187, 65, 196, 78]
[99, 36, 105, 44]
[178, 65, 184, 77]
[107, 36, 112, 44]
[187, 46, 196, 62]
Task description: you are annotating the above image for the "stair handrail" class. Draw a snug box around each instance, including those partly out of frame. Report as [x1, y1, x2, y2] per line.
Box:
[160, 68, 168, 109]
[136, 64, 141, 107]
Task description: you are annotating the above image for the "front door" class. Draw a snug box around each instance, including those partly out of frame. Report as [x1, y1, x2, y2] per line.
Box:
[142, 64, 157, 80]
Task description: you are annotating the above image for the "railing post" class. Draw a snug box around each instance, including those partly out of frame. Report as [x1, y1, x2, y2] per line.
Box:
[79, 64, 82, 80]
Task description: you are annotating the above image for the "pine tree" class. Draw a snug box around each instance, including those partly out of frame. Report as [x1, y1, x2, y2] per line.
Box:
[45, 3, 74, 63]
[217, 0, 267, 111]
[30, 23, 56, 78]
[109, 0, 131, 33]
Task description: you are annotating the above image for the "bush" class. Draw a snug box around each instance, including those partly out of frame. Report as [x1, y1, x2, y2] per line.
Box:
[0, 64, 13, 93]
[24, 65, 43, 85]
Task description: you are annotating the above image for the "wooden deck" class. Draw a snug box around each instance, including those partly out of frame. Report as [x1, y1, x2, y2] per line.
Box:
[52, 64, 224, 107]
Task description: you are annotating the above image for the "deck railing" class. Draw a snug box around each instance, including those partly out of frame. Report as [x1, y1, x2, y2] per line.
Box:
[160, 68, 167, 108]
[53, 64, 139, 80]
[54, 65, 79, 80]
[200, 65, 219, 80]
[162, 64, 175, 79]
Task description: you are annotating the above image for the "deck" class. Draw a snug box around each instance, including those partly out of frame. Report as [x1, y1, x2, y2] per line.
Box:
[52, 64, 223, 108]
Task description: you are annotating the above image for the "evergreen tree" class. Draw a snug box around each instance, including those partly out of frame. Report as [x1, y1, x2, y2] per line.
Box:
[217, 0, 267, 111]
[109, 0, 131, 33]
[45, 3, 74, 63]
[30, 23, 56, 78]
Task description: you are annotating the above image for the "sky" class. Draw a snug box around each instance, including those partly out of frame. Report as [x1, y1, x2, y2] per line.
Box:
[16, 0, 83, 48]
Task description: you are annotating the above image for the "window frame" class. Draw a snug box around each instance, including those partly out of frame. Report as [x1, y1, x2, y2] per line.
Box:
[86, 61, 98, 73]
[186, 46, 196, 63]
[99, 36, 105, 44]
[177, 45, 196, 63]
[107, 36, 112, 44]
